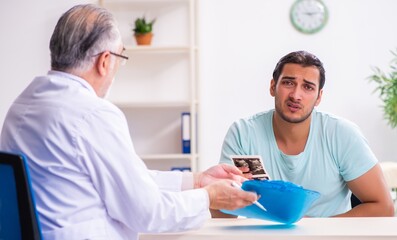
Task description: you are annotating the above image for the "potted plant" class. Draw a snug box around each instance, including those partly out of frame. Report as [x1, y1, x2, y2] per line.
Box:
[368, 50, 397, 128]
[133, 16, 155, 46]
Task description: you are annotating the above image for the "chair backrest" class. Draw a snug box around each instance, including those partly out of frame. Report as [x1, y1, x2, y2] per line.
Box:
[351, 193, 361, 208]
[0, 151, 42, 240]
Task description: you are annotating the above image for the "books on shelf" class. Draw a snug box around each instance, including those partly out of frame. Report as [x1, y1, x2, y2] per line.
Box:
[170, 167, 191, 172]
[181, 112, 191, 154]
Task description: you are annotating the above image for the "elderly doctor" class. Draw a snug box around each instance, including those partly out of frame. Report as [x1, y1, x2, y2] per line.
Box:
[0, 4, 257, 240]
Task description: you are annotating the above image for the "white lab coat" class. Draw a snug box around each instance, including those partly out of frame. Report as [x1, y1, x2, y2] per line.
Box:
[0, 71, 210, 240]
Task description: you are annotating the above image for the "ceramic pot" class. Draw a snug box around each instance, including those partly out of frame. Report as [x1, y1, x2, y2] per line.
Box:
[134, 33, 153, 45]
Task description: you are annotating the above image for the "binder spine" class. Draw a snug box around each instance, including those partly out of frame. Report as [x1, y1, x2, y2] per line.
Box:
[181, 112, 191, 154]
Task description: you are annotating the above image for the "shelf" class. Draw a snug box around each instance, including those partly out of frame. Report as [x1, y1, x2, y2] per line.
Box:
[140, 154, 192, 160]
[125, 45, 196, 53]
[101, 0, 190, 5]
[101, 0, 198, 172]
[114, 101, 196, 109]
[100, 0, 190, 14]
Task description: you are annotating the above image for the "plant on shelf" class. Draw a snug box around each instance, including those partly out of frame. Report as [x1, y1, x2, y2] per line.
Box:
[133, 16, 155, 46]
[368, 49, 397, 128]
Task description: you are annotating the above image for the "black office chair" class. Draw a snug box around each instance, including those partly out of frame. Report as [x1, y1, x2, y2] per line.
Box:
[0, 151, 42, 240]
[351, 193, 361, 208]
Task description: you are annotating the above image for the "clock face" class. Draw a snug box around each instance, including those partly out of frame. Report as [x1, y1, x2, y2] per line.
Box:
[290, 0, 328, 34]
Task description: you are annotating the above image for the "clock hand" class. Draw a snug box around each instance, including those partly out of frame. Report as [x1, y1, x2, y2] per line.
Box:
[303, 11, 320, 16]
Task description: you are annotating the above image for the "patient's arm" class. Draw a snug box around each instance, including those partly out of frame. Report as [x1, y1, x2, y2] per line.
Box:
[334, 164, 394, 217]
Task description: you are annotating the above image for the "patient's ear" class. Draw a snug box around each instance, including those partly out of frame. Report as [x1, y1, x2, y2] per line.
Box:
[270, 79, 276, 96]
[315, 89, 323, 106]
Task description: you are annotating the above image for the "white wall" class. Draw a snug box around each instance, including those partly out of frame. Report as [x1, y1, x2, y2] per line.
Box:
[198, 0, 397, 170]
[0, 0, 94, 128]
[1, 0, 396, 171]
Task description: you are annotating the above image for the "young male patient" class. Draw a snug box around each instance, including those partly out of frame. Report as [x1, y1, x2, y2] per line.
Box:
[213, 50, 394, 218]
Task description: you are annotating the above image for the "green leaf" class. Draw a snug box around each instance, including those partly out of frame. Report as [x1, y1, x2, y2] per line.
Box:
[368, 49, 397, 128]
[133, 16, 156, 34]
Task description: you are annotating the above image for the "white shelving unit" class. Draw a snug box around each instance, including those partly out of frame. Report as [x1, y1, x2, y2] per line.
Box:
[99, 0, 199, 172]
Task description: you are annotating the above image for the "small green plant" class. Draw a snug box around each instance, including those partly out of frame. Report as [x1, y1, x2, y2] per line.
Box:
[368, 50, 397, 128]
[133, 16, 155, 35]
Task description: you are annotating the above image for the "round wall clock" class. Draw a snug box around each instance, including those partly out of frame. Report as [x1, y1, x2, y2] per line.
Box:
[290, 0, 329, 34]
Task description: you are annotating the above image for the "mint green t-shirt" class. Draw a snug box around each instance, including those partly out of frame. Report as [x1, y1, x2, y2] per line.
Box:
[220, 109, 377, 217]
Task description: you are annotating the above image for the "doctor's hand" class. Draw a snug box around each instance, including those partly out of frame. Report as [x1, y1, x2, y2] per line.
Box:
[194, 163, 249, 188]
[204, 180, 258, 210]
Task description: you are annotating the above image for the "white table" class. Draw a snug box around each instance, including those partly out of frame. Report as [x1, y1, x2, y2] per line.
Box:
[139, 217, 397, 240]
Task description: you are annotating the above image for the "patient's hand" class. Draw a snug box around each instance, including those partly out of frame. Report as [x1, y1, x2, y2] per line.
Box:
[238, 166, 253, 179]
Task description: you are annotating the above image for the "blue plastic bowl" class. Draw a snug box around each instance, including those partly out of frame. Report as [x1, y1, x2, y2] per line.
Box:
[221, 180, 320, 224]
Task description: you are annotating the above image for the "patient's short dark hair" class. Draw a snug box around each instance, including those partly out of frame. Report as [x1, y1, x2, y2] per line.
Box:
[272, 51, 326, 90]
